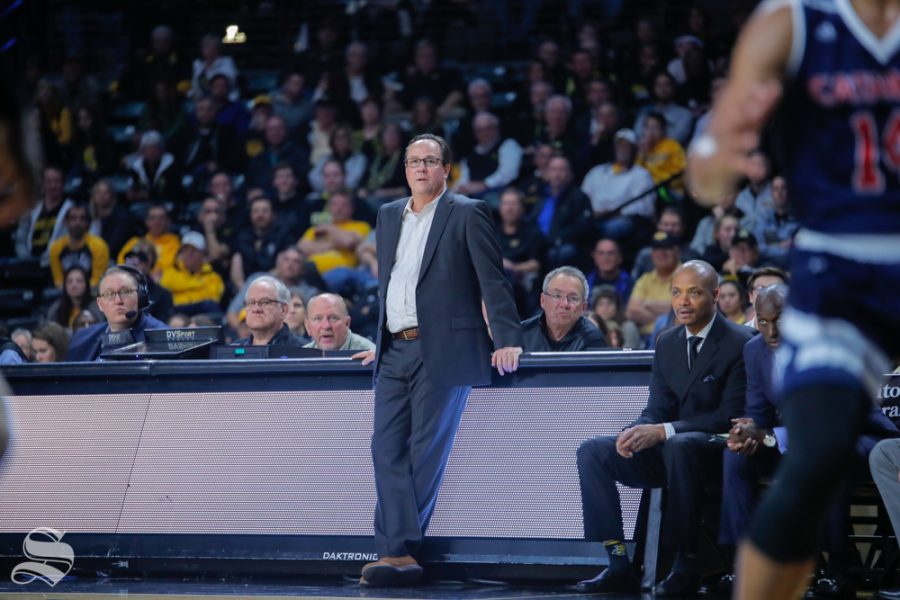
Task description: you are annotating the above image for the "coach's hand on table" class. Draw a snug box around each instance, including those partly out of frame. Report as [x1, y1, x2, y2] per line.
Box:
[491, 346, 523, 376]
[352, 349, 376, 365]
[616, 424, 666, 458]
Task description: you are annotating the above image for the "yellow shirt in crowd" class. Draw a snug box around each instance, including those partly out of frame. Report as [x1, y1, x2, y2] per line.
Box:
[159, 260, 225, 306]
[117, 232, 181, 273]
[300, 220, 372, 274]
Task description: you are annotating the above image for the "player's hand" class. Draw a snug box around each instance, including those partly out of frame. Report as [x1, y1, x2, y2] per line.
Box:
[688, 80, 782, 203]
[491, 346, 522, 376]
[351, 349, 376, 365]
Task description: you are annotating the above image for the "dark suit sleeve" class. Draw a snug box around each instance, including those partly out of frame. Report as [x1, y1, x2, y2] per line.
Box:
[744, 340, 777, 430]
[631, 347, 678, 426]
[465, 201, 524, 349]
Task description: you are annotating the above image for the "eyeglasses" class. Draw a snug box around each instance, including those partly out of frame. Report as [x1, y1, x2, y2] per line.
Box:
[245, 298, 282, 309]
[404, 157, 444, 169]
[543, 291, 583, 305]
[99, 288, 138, 301]
[308, 315, 344, 325]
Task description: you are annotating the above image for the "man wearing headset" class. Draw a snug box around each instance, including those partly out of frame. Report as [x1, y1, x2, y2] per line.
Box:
[67, 265, 170, 361]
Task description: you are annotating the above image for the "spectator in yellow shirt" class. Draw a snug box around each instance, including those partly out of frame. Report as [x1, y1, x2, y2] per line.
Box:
[117, 203, 181, 276]
[626, 231, 682, 337]
[637, 112, 686, 196]
[159, 231, 225, 316]
[298, 190, 371, 276]
[49, 204, 110, 288]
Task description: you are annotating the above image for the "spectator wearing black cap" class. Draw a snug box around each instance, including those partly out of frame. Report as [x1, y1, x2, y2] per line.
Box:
[244, 95, 275, 160]
[626, 231, 681, 339]
[631, 206, 700, 281]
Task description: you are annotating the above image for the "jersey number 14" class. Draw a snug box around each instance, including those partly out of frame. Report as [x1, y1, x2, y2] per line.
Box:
[851, 109, 900, 194]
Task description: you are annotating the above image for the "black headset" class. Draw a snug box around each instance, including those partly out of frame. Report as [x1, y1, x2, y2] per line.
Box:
[107, 264, 150, 311]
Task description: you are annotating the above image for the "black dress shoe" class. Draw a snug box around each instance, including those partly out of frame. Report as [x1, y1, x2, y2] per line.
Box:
[652, 570, 701, 597]
[698, 573, 734, 596]
[874, 589, 900, 600]
[574, 569, 640, 594]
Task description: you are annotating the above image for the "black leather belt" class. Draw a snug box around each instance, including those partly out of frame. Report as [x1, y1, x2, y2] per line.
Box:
[391, 327, 419, 341]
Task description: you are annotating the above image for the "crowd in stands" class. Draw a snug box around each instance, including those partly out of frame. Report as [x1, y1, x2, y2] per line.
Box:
[0, 3, 811, 362]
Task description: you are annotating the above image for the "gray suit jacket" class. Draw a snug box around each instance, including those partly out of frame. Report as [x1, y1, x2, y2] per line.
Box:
[374, 191, 523, 387]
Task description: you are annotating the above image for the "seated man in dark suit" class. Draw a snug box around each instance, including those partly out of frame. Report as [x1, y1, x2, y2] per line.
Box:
[521, 266, 607, 352]
[576, 260, 753, 596]
[713, 285, 898, 597]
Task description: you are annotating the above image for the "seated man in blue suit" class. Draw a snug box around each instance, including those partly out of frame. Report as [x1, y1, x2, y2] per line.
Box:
[713, 285, 898, 597]
[68, 265, 169, 361]
[576, 260, 753, 596]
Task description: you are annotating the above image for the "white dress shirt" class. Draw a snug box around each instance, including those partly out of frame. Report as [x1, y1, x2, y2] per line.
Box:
[385, 190, 444, 333]
[663, 313, 717, 439]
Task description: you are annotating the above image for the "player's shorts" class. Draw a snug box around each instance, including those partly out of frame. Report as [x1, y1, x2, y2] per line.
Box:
[776, 229, 900, 401]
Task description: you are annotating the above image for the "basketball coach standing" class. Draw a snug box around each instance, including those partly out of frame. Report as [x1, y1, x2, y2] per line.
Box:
[353, 134, 524, 587]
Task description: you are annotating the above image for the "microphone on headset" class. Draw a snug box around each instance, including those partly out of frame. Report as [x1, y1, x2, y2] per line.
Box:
[124, 300, 155, 321]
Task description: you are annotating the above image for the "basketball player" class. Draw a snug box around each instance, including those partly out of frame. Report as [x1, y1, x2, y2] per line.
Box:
[688, 1, 900, 598]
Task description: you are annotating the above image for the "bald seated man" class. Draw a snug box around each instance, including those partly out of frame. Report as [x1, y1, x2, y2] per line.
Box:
[575, 260, 753, 596]
[303, 293, 375, 351]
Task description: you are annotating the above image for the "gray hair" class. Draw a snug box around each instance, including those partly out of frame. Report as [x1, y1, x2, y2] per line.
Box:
[467, 78, 493, 96]
[11, 328, 31, 343]
[249, 275, 290, 305]
[473, 111, 499, 129]
[546, 94, 573, 115]
[542, 266, 589, 302]
[139, 130, 164, 151]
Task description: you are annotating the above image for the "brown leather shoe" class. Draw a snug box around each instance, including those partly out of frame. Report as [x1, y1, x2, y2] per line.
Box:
[359, 555, 423, 587]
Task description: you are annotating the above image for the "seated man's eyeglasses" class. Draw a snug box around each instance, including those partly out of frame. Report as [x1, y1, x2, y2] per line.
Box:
[404, 157, 444, 169]
[309, 315, 344, 324]
[543, 291, 583, 305]
[245, 298, 282, 309]
[99, 288, 138, 301]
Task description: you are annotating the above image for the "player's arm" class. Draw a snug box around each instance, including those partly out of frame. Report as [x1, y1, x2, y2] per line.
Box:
[687, 1, 793, 205]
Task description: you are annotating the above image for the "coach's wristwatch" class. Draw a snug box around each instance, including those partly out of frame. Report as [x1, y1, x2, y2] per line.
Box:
[762, 432, 777, 448]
